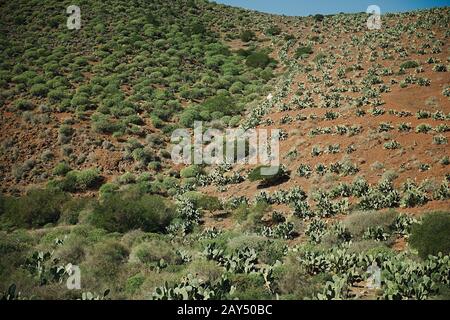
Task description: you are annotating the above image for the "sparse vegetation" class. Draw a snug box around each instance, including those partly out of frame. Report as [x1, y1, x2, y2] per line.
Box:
[0, 0, 448, 301]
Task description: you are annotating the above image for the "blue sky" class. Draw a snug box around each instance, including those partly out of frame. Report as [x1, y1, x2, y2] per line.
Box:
[214, 0, 450, 16]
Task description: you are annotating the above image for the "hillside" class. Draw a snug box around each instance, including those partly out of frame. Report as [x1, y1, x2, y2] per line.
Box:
[0, 0, 449, 300]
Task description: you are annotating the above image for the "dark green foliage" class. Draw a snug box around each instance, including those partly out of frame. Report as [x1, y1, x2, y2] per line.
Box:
[179, 108, 198, 127]
[133, 240, 181, 265]
[295, 46, 313, 58]
[1, 284, 22, 300]
[91, 113, 125, 134]
[180, 94, 241, 127]
[265, 25, 281, 36]
[99, 183, 120, 198]
[60, 198, 90, 225]
[409, 212, 450, 258]
[230, 273, 272, 299]
[202, 93, 238, 115]
[53, 162, 71, 176]
[0, 194, 4, 217]
[236, 48, 253, 57]
[58, 125, 74, 143]
[183, 191, 222, 211]
[246, 52, 271, 69]
[190, 22, 207, 35]
[314, 14, 325, 22]
[86, 240, 129, 280]
[30, 83, 48, 97]
[14, 99, 34, 111]
[23, 250, 69, 286]
[90, 192, 176, 233]
[2, 189, 69, 229]
[248, 166, 289, 186]
[180, 165, 202, 179]
[240, 30, 255, 42]
[50, 168, 102, 192]
[400, 60, 419, 69]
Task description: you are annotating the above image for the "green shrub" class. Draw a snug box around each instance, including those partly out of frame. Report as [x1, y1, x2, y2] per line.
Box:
[265, 25, 281, 36]
[2, 189, 69, 228]
[59, 198, 90, 225]
[246, 52, 271, 69]
[126, 274, 145, 294]
[409, 212, 450, 258]
[90, 192, 175, 233]
[229, 273, 272, 300]
[433, 135, 448, 145]
[99, 183, 119, 198]
[400, 60, 419, 69]
[179, 108, 198, 127]
[401, 179, 429, 208]
[201, 94, 239, 115]
[30, 83, 48, 97]
[85, 239, 129, 279]
[236, 202, 269, 232]
[180, 165, 202, 178]
[53, 162, 71, 176]
[343, 210, 398, 239]
[313, 14, 325, 22]
[240, 30, 255, 42]
[256, 240, 287, 265]
[183, 191, 222, 211]
[131, 240, 180, 265]
[184, 259, 223, 283]
[48, 88, 66, 102]
[65, 168, 102, 192]
[0, 229, 33, 256]
[132, 148, 155, 165]
[14, 99, 34, 111]
[191, 22, 206, 35]
[58, 125, 74, 143]
[92, 113, 124, 134]
[226, 234, 266, 252]
[274, 256, 325, 299]
[295, 46, 313, 58]
[314, 53, 327, 63]
[383, 140, 401, 150]
[54, 236, 87, 264]
[248, 165, 289, 186]
[0, 230, 34, 279]
[117, 172, 136, 185]
[0, 194, 4, 217]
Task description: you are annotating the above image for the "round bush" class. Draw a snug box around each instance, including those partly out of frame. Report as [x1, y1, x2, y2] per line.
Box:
[30, 83, 49, 97]
[183, 191, 222, 211]
[240, 30, 255, 42]
[409, 212, 450, 258]
[3, 189, 69, 228]
[14, 99, 34, 111]
[400, 60, 419, 69]
[132, 240, 180, 265]
[180, 165, 202, 179]
[246, 52, 271, 69]
[86, 240, 129, 279]
[248, 165, 288, 185]
[53, 162, 71, 176]
[90, 192, 176, 233]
